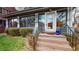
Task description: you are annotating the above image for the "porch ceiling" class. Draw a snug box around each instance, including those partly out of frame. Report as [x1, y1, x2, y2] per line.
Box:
[1, 7, 67, 18]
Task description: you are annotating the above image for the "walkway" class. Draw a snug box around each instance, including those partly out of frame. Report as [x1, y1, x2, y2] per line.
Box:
[36, 33, 73, 51]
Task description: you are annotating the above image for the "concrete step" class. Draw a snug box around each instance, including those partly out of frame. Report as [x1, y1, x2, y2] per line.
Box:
[39, 33, 66, 38]
[36, 46, 63, 51]
[36, 46, 71, 51]
[38, 37, 69, 44]
[36, 41, 72, 51]
[36, 33, 73, 51]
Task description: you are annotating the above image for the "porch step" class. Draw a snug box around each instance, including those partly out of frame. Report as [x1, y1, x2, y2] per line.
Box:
[39, 33, 66, 38]
[36, 33, 73, 51]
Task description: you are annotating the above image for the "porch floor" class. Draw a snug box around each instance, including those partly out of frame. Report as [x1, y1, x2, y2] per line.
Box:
[36, 33, 73, 51]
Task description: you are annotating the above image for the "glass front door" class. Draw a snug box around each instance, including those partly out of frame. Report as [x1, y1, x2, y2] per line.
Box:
[45, 11, 56, 32]
[38, 14, 45, 32]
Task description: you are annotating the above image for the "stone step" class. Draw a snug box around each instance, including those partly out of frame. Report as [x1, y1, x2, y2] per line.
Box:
[39, 33, 66, 38]
[36, 46, 63, 51]
[36, 33, 73, 51]
[36, 41, 72, 51]
[36, 44, 72, 51]
[38, 37, 69, 44]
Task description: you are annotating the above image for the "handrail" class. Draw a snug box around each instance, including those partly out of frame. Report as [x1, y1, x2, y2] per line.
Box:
[64, 24, 79, 39]
[62, 23, 79, 50]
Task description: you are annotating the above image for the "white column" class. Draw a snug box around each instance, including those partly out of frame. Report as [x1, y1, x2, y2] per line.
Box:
[67, 7, 74, 34]
[35, 13, 39, 30]
[45, 12, 47, 32]
[35, 13, 38, 23]
[67, 8, 70, 34]
[67, 7, 70, 26]
[6, 19, 8, 28]
[17, 16, 20, 28]
[54, 11, 57, 32]
[26, 17, 27, 27]
[33, 13, 38, 35]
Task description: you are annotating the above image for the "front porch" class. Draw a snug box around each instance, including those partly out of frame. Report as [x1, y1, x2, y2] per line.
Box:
[4, 7, 68, 35]
[2, 7, 79, 51]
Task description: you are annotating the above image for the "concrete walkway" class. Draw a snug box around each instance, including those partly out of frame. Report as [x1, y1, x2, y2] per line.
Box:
[36, 33, 73, 51]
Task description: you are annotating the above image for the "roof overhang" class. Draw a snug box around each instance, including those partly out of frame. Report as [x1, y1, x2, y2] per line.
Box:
[1, 7, 67, 18]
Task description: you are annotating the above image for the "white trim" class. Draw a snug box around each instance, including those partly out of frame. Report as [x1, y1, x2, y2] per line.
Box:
[6, 19, 8, 28]
[45, 12, 47, 32]
[17, 16, 20, 28]
[45, 11, 56, 32]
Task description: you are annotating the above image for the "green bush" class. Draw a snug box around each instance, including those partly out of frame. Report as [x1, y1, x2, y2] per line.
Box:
[19, 28, 28, 37]
[5, 28, 33, 37]
[5, 29, 9, 34]
[76, 43, 79, 51]
[27, 28, 33, 34]
[8, 28, 20, 36]
[19, 28, 33, 37]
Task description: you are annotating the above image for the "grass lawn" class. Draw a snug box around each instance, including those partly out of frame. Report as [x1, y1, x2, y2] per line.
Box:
[0, 34, 27, 51]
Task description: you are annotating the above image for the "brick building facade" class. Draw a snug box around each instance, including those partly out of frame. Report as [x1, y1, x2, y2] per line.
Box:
[0, 7, 16, 33]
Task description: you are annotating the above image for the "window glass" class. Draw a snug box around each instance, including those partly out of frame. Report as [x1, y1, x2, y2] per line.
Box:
[20, 16, 35, 27]
[57, 11, 66, 24]
[26, 16, 35, 27]
[47, 13, 53, 29]
[20, 17, 26, 27]
[38, 14, 45, 32]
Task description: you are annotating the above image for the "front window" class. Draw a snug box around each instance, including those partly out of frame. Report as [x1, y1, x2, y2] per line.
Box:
[20, 15, 35, 28]
[26, 16, 35, 27]
[20, 17, 26, 27]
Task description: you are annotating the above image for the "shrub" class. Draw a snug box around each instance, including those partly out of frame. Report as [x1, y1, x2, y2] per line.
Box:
[19, 28, 28, 37]
[8, 28, 20, 36]
[19, 28, 33, 37]
[5, 29, 9, 34]
[75, 43, 79, 51]
[5, 28, 33, 37]
[0, 25, 5, 33]
[27, 28, 33, 34]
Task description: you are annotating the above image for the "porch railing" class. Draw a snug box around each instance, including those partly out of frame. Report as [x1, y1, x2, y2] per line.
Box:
[62, 24, 79, 51]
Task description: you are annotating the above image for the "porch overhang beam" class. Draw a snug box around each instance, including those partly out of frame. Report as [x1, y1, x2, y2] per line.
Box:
[2, 7, 67, 18]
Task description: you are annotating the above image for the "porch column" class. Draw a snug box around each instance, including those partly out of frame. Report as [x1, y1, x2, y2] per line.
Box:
[67, 7, 74, 34]
[67, 7, 70, 34]
[6, 19, 8, 28]
[35, 13, 38, 29]
[33, 13, 38, 35]
[17, 16, 20, 28]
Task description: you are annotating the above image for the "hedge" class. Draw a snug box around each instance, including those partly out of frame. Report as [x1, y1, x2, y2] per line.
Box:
[5, 28, 9, 34]
[19, 28, 33, 37]
[5, 28, 33, 37]
[7, 28, 20, 36]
